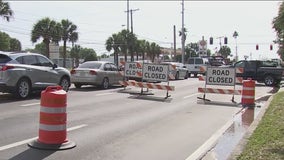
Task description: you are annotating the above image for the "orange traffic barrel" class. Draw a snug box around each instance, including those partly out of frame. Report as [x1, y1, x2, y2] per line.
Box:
[28, 86, 76, 150]
[241, 79, 255, 107]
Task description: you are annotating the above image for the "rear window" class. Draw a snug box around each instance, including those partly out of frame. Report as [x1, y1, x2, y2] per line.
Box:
[0, 54, 12, 63]
[195, 58, 203, 64]
[79, 62, 101, 69]
[188, 58, 194, 64]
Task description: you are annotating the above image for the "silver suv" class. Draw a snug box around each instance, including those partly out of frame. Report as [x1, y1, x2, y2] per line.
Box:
[0, 51, 71, 98]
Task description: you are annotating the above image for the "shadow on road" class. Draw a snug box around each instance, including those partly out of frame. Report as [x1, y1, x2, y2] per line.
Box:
[9, 147, 56, 160]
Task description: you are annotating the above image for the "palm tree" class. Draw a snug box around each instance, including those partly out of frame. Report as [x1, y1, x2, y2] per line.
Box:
[0, 0, 13, 22]
[70, 44, 81, 68]
[136, 39, 147, 61]
[106, 33, 121, 66]
[146, 42, 161, 62]
[31, 17, 61, 58]
[60, 19, 78, 67]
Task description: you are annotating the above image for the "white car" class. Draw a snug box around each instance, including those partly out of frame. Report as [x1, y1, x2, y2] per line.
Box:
[161, 62, 189, 80]
[70, 61, 124, 89]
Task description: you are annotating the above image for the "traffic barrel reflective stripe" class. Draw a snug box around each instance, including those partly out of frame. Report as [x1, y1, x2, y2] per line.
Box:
[28, 86, 76, 150]
[241, 79, 255, 106]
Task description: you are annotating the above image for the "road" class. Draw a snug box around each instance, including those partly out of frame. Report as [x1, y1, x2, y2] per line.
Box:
[0, 78, 273, 160]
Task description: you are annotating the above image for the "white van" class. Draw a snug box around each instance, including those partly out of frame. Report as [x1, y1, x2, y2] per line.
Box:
[185, 57, 208, 77]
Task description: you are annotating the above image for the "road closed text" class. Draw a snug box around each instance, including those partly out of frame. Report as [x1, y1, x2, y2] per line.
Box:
[206, 67, 235, 86]
[143, 64, 168, 82]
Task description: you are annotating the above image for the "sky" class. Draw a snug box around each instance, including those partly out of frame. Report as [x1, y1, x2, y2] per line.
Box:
[0, 1, 282, 61]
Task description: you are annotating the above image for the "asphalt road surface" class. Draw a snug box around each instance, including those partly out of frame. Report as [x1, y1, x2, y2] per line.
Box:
[0, 78, 273, 160]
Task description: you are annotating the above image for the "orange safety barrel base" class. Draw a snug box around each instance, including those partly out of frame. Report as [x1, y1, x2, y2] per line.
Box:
[28, 139, 76, 150]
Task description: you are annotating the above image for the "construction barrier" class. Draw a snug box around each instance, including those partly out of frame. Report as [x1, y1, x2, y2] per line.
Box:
[120, 62, 174, 98]
[198, 66, 243, 103]
[28, 86, 76, 150]
[119, 80, 175, 91]
[241, 79, 255, 107]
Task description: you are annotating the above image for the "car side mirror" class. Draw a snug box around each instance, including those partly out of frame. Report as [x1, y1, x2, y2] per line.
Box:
[53, 63, 58, 69]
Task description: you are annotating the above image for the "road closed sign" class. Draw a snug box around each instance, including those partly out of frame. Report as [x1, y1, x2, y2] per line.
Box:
[124, 62, 142, 78]
[206, 67, 235, 86]
[143, 63, 169, 82]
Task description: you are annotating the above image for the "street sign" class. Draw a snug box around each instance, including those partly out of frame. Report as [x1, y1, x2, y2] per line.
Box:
[124, 62, 142, 78]
[206, 67, 235, 86]
[143, 63, 169, 82]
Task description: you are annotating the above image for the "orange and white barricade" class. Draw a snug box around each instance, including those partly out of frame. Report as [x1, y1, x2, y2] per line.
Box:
[28, 86, 76, 150]
[197, 66, 244, 104]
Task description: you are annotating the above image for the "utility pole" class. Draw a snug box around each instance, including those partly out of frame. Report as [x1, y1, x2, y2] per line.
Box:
[173, 25, 176, 57]
[127, 0, 129, 31]
[125, 8, 139, 61]
[130, 9, 139, 33]
[181, 0, 185, 64]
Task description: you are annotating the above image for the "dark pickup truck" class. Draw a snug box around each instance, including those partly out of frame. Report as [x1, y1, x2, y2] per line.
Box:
[234, 60, 284, 86]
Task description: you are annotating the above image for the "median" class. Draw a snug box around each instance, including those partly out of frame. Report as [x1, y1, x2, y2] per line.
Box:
[235, 90, 284, 160]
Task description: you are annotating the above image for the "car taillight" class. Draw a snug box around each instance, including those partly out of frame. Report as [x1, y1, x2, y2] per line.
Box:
[70, 69, 76, 74]
[89, 70, 97, 75]
[0, 65, 14, 71]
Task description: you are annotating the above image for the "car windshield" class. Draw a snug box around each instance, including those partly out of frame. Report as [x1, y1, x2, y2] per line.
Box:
[78, 62, 102, 69]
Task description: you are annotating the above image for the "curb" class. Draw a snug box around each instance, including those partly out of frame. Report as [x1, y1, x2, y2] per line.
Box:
[227, 91, 277, 160]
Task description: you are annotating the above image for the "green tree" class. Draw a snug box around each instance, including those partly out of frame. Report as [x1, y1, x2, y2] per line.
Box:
[218, 46, 231, 58]
[80, 48, 97, 62]
[272, 2, 284, 60]
[60, 19, 78, 67]
[106, 33, 121, 65]
[0, 31, 10, 51]
[146, 42, 161, 62]
[31, 17, 61, 58]
[0, 0, 13, 22]
[136, 39, 147, 61]
[9, 38, 21, 51]
[185, 43, 198, 57]
[70, 44, 82, 67]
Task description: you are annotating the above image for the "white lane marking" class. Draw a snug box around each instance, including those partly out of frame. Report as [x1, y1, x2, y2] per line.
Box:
[96, 93, 113, 96]
[183, 93, 201, 99]
[20, 103, 40, 107]
[185, 119, 234, 160]
[0, 124, 88, 151]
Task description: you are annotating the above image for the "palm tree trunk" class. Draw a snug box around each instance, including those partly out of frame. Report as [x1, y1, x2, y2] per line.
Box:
[63, 41, 67, 68]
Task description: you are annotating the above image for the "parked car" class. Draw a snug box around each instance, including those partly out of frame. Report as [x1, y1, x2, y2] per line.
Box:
[233, 60, 284, 86]
[161, 62, 189, 80]
[0, 51, 71, 98]
[184, 57, 208, 77]
[70, 61, 124, 89]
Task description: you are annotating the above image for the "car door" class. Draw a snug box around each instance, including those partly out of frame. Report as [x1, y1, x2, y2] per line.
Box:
[21, 55, 49, 88]
[34, 55, 60, 86]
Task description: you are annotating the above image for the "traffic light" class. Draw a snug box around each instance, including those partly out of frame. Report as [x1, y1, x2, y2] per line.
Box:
[256, 44, 259, 50]
[209, 37, 213, 45]
[224, 37, 228, 44]
[270, 44, 273, 50]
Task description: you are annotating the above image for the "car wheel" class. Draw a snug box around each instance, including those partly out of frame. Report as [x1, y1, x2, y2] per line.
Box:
[60, 76, 70, 92]
[15, 78, 31, 99]
[74, 83, 82, 89]
[175, 72, 179, 80]
[264, 75, 275, 86]
[101, 77, 109, 89]
[188, 73, 191, 78]
[184, 72, 188, 79]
